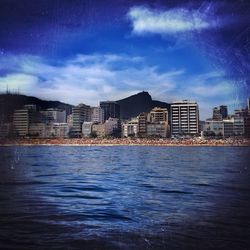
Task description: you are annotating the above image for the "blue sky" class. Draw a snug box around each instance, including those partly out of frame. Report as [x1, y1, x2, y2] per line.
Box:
[0, 0, 249, 119]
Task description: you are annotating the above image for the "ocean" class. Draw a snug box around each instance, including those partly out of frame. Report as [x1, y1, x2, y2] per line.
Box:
[0, 146, 250, 249]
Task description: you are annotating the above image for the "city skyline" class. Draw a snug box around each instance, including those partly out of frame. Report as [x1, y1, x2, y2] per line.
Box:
[0, 1, 249, 121]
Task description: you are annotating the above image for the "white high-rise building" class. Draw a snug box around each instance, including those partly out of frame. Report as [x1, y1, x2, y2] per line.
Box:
[13, 109, 29, 136]
[171, 100, 199, 136]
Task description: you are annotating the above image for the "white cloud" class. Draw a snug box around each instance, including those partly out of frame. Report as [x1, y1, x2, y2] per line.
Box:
[0, 54, 184, 106]
[127, 6, 215, 35]
[0, 53, 237, 119]
[0, 73, 38, 92]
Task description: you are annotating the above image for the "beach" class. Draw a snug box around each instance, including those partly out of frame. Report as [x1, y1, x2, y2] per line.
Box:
[1, 137, 249, 146]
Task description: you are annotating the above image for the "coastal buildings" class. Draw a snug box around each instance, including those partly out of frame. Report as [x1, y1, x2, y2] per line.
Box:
[41, 108, 66, 124]
[4, 93, 250, 140]
[92, 123, 105, 137]
[122, 108, 170, 138]
[212, 105, 228, 121]
[51, 123, 69, 138]
[147, 122, 169, 138]
[91, 107, 104, 124]
[82, 122, 93, 137]
[122, 118, 138, 137]
[100, 101, 120, 121]
[138, 112, 147, 137]
[220, 105, 228, 119]
[148, 107, 168, 123]
[13, 108, 29, 136]
[171, 100, 199, 136]
[213, 107, 222, 121]
[203, 101, 249, 138]
[72, 103, 91, 137]
[223, 119, 234, 137]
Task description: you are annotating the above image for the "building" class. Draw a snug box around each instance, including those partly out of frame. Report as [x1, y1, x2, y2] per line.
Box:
[41, 108, 66, 124]
[91, 118, 119, 138]
[147, 122, 169, 138]
[0, 123, 12, 138]
[148, 107, 168, 123]
[235, 108, 250, 137]
[82, 122, 93, 137]
[203, 120, 224, 136]
[212, 107, 222, 121]
[28, 123, 47, 137]
[223, 119, 234, 137]
[13, 109, 30, 136]
[138, 112, 147, 137]
[100, 101, 120, 121]
[91, 107, 104, 124]
[92, 123, 106, 138]
[51, 123, 69, 138]
[72, 103, 91, 137]
[233, 114, 245, 136]
[219, 105, 228, 119]
[105, 117, 119, 136]
[122, 118, 138, 137]
[171, 100, 199, 136]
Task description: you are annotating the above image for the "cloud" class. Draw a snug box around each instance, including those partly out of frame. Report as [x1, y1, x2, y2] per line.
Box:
[0, 53, 236, 119]
[127, 6, 217, 35]
[0, 54, 183, 106]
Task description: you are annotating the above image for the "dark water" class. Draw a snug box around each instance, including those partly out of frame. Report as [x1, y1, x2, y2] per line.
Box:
[0, 146, 250, 250]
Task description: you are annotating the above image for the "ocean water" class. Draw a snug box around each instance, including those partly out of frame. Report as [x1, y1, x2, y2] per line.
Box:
[0, 146, 249, 250]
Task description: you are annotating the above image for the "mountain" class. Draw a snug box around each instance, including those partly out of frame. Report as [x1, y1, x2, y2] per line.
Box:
[116, 91, 170, 120]
[0, 93, 72, 122]
[0, 91, 170, 122]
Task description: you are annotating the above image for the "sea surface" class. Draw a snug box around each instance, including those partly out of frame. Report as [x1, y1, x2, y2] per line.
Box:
[0, 146, 250, 250]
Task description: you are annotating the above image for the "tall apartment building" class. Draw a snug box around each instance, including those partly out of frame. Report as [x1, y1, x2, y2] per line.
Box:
[171, 100, 199, 136]
[138, 112, 147, 137]
[13, 104, 40, 137]
[219, 105, 228, 119]
[100, 101, 120, 121]
[91, 107, 104, 124]
[212, 107, 222, 121]
[148, 107, 168, 123]
[72, 103, 91, 137]
[13, 109, 30, 136]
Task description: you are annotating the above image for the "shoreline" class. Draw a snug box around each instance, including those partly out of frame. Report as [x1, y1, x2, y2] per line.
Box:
[1, 138, 250, 147]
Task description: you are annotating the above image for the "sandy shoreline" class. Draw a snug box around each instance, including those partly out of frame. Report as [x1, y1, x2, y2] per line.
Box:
[1, 138, 250, 147]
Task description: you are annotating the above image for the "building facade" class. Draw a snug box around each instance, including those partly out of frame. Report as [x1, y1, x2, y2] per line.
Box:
[147, 122, 169, 138]
[41, 108, 66, 124]
[72, 103, 91, 137]
[148, 107, 168, 123]
[91, 107, 104, 124]
[171, 100, 199, 136]
[82, 122, 93, 137]
[122, 118, 138, 137]
[13, 109, 30, 136]
[138, 112, 147, 137]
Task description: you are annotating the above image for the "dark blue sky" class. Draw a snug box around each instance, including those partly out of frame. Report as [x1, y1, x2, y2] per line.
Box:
[0, 0, 249, 119]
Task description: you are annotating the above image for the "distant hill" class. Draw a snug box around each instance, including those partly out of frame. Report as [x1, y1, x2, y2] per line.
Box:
[116, 91, 170, 120]
[0, 93, 72, 122]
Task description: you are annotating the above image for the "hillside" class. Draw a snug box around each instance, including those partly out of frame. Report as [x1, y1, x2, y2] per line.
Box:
[0, 94, 72, 122]
[116, 91, 170, 120]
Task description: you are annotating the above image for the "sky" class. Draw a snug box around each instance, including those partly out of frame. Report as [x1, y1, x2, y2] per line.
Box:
[0, 0, 249, 120]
